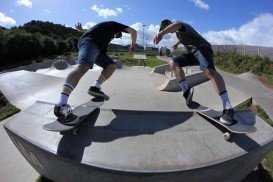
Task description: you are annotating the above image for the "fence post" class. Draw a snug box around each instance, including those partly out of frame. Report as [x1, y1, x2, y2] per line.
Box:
[257, 46, 260, 56]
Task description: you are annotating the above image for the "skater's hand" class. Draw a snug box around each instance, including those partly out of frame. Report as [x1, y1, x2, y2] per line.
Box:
[153, 32, 163, 45]
[75, 22, 85, 32]
[130, 44, 135, 53]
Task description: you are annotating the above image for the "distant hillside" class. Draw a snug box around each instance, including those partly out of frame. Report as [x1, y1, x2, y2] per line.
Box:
[0, 20, 81, 69]
[20, 20, 81, 40]
[0, 20, 146, 71]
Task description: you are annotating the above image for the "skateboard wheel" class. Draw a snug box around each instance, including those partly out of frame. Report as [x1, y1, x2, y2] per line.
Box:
[73, 128, 79, 136]
[224, 132, 231, 140]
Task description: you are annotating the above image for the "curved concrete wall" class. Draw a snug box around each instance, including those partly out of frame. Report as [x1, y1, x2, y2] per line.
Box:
[3, 100, 273, 182]
[4, 117, 273, 182]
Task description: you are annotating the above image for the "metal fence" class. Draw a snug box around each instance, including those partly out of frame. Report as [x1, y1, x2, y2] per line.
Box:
[211, 45, 273, 60]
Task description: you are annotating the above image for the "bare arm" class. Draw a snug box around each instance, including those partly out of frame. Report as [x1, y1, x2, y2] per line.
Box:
[160, 22, 182, 35]
[125, 27, 137, 53]
[153, 22, 182, 45]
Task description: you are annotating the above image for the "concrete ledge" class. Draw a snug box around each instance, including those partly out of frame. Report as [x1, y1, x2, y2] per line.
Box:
[158, 72, 210, 92]
[151, 64, 171, 75]
[3, 101, 273, 182]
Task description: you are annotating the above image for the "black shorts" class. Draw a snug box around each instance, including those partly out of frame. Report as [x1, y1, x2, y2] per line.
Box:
[172, 46, 215, 70]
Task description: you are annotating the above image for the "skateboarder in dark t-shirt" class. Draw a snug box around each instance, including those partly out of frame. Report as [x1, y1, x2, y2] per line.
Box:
[153, 19, 235, 125]
[54, 21, 137, 123]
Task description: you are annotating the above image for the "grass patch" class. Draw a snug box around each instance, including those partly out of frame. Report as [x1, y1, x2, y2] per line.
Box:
[109, 52, 166, 68]
[0, 103, 20, 121]
[256, 105, 273, 126]
[264, 151, 273, 180]
[234, 98, 273, 127]
[0, 91, 20, 121]
[234, 98, 252, 110]
[235, 98, 273, 181]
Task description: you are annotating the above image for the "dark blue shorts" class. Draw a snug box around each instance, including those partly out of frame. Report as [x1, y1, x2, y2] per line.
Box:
[172, 46, 215, 70]
[77, 38, 116, 69]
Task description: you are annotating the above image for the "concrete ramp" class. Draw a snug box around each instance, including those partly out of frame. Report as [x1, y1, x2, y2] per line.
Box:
[152, 64, 209, 92]
[36, 65, 75, 78]
[237, 72, 260, 82]
[0, 69, 102, 110]
[157, 72, 209, 92]
[0, 71, 64, 110]
[151, 64, 172, 75]
[51, 60, 72, 70]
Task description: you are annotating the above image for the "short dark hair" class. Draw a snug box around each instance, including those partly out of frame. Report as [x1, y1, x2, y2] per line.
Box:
[159, 19, 172, 32]
[114, 32, 122, 38]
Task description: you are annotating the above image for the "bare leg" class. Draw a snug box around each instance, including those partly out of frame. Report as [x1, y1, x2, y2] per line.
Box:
[170, 59, 194, 105]
[100, 64, 117, 80]
[170, 59, 185, 82]
[65, 64, 91, 87]
[55, 63, 91, 116]
[205, 68, 226, 94]
[88, 64, 117, 100]
[205, 68, 234, 125]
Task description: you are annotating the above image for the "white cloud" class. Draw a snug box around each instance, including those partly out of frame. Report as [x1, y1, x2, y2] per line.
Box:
[116, 8, 122, 13]
[203, 13, 273, 47]
[16, 0, 32, 8]
[0, 12, 16, 27]
[190, 0, 209, 10]
[44, 10, 51, 13]
[111, 22, 177, 48]
[83, 22, 97, 29]
[91, 5, 123, 18]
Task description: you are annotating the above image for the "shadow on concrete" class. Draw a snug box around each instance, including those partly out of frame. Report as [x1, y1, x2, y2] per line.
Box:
[195, 112, 260, 151]
[189, 101, 261, 152]
[56, 108, 101, 162]
[92, 109, 193, 142]
[57, 109, 193, 162]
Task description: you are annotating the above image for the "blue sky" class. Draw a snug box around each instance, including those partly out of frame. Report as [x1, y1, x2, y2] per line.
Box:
[0, 0, 273, 48]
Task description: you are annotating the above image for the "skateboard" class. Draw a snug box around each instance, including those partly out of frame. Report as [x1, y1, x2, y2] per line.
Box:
[43, 98, 104, 135]
[190, 102, 257, 140]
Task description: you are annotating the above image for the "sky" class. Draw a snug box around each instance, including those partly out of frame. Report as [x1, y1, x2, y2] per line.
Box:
[0, 0, 273, 48]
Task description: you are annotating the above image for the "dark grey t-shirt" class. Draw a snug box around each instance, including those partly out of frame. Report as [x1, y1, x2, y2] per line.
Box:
[80, 21, 129, 52]
[175, 21, 211, 52]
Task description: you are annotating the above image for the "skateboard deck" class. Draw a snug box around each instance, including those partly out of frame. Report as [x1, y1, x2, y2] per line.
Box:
[43, 98, 104, 134]
[190, 102, 257, 140]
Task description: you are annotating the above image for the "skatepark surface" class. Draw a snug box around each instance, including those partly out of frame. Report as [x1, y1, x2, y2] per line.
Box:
[1, 59, 273, 181]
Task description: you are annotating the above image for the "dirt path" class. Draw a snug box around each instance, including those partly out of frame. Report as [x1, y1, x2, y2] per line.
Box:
[258, 75, 273, 89]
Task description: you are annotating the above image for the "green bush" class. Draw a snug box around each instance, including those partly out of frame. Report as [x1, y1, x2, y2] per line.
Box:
[1, 20, 82, 68]
[214, 52, 273, 77]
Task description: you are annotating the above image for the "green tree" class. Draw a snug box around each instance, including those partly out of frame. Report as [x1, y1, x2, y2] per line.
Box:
[58, 40, 69, 54]
[0, 28, 4, 53]
[42, 36, 58, 56]
[6, 30, 34, 61]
